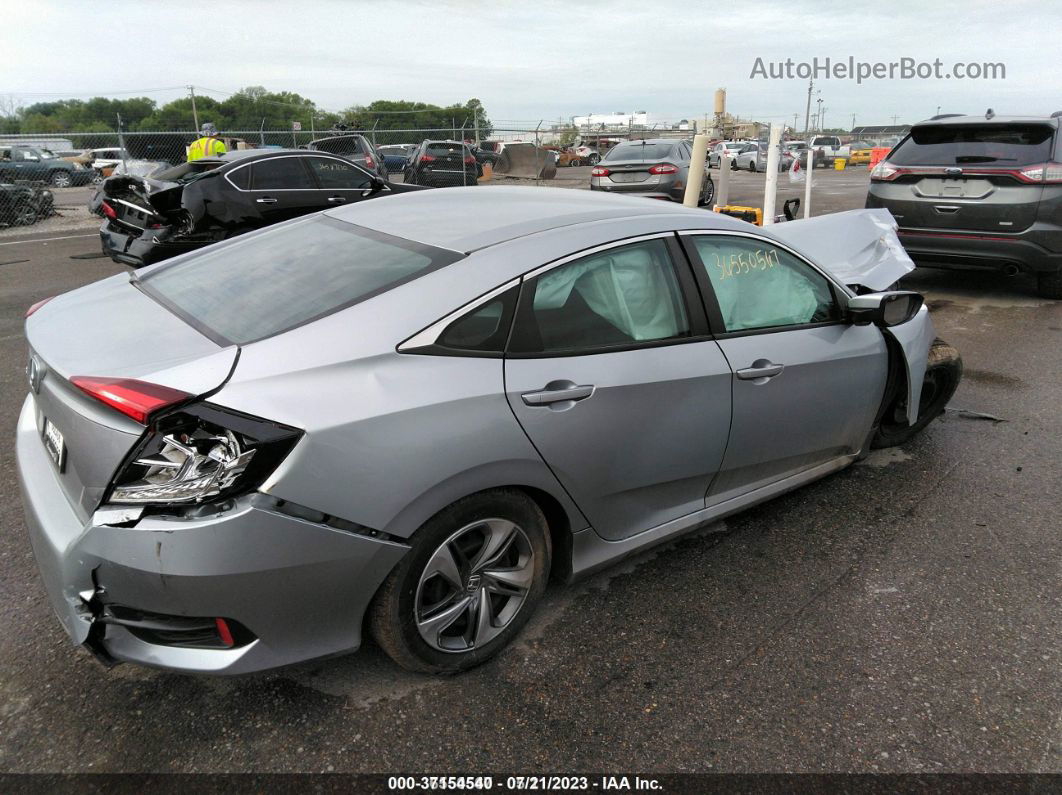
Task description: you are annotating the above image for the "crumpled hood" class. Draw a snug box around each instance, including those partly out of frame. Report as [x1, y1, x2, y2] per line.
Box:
[766, 208, 914, 291]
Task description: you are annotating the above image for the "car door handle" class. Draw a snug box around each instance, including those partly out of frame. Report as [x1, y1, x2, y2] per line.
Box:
[735, 360, 784, 381]
[255, 197, 278, 204]
[327, 196, 347, 203]
[521, 382, 595, 406]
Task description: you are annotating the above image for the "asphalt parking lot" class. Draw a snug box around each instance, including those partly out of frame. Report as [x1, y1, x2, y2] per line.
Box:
[0, 174, 1058, 774]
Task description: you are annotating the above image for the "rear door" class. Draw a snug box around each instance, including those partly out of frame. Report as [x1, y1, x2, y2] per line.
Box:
[247, 156, 320, 224]
[881, 123, 1053, 232]
[681, 231, 887, 504]
[504, 234, 733, 541]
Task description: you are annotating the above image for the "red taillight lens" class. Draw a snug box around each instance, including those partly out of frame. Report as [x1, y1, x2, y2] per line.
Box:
[420, 154, 436, 163]
[648, 164, 678, 175]
[215, 618, 235, 648]
[70, 376, 190, 424]
[870, 161, 901, 181]
[26, 296, 55, 317]
[464, 155, 475, 165]
[363, 155, 375, 169]
[591, 166, 610, 176]
[100, 201, 117, 220]
[1017, 162, 1062, 184]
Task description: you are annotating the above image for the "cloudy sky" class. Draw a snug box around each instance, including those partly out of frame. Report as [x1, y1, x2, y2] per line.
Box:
[6, 0, 1060, 129]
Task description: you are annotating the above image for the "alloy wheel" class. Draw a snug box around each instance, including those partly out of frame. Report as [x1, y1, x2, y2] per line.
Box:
[414, 518, 535, 653]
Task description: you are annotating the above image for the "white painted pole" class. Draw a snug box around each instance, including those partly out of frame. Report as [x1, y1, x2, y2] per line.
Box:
[762, 124, 782, 225]
[803, 141, 814, 218]
[683, 133, 710, 207]
[717, 153, 731, 208]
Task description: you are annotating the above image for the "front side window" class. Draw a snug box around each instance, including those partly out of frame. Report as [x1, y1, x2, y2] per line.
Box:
[306, 157, 373, 189]
[509, 238, 690, 354]
[251, 157, 314, 190]
[692, 236, 837, 333]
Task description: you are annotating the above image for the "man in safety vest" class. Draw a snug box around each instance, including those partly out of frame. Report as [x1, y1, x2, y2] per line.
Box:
[187, 122, 227, 161]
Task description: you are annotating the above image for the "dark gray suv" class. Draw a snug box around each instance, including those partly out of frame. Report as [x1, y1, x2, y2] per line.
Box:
[866, 113, 1062, 298]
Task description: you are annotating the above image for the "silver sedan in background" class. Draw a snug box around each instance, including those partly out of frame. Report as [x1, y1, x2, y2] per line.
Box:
[734, 142, 797, 172]
[590, 138, 714, 204]
[17, 189, 960, 675]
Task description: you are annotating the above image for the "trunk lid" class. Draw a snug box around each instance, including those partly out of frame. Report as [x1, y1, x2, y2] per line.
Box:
[25, 274, 238, 520]
[600, 160, 656, 183]
[96, 175, 185, 233]
[886, 171, 1044, 233]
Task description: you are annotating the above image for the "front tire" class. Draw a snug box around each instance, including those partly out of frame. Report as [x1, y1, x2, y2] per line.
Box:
[50, 171, 72, 188]
[1037, 271, 1062, 299]
[872, 338, 962, 448]
[369, 489, 551, 673]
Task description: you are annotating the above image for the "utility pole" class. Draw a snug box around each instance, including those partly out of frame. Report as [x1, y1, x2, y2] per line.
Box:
[188, 85, 199, 131]
[792, 113, 798, 135]
[891, 114, 900, 125]
[936, 105, 941, 116]
[803, 78, 813, 136]
[816, 98, 824, 132]
[851, 114, 856, 132]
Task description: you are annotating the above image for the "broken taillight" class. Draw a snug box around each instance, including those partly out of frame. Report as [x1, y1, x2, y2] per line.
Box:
[70, 376, 190, 425]
[26, 296, 56, 317]
[101, 201, 117, 219]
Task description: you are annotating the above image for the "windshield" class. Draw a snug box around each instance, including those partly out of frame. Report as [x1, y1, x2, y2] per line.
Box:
[889, 124, 1054, 166]
[139, 216, 462, 344]
[605, 142, 676, 161]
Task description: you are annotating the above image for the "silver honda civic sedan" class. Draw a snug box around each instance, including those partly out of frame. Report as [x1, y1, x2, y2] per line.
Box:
[16, 188, 960, 675]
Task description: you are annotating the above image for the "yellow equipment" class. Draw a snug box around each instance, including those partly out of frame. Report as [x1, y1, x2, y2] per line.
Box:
[713, 205, 763, 226]
[187, 136, 227, 162]
[834, 157, 846, 170]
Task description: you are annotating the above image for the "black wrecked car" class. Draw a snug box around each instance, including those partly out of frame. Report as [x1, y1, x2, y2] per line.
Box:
[404, 140, 480, 187]
[91, 149, 423, 267]
[0, 181, 55, 226]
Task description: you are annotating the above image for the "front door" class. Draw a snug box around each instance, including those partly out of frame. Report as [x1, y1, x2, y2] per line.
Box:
[681, 232, 888, 504]
[504, 235, 733, 541]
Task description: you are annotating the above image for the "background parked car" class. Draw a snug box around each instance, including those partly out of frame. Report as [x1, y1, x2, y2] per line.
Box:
[590, 138, 714, 204]
[848, 142, 874, 165]
[735, 142, 796, 172]
[377, 144, 417, 172]
[0, 181, 54, 226]
[810, 135, 850, 167]
[306, 134, 389, 180]
[867, 112, 1062, 298]
[0, 146, 95, 187]
[709, 141, 754, 168]
[91, 149, 422, 267]
[404, 140, 480, 187]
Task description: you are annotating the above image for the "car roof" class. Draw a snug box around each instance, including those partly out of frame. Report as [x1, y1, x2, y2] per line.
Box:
[326, 186, 746, 252]
[913, 114, 1060, 128]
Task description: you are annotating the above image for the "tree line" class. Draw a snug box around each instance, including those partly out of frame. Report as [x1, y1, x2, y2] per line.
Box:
[0, 87, 492, 138]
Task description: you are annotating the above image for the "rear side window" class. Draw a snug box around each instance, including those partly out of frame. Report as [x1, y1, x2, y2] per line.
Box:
[251, 157, 315, 189]
[890, 124, 1054, 166]
[509, 238, 690, 354]
[139, 216, 462, 344]
[434, 286, 519, 353]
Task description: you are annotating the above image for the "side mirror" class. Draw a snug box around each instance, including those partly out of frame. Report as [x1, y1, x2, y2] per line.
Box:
[847, 291, 923, 327]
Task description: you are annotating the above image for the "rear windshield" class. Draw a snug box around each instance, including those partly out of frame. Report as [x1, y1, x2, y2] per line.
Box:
[311, 136, 366, 155]
[605, 143, 676, 161]
[426, 143, 469, 156]
[890, 124, 1055, 166]
[153, 161, 223, 183]
[138, 216, 462, 344]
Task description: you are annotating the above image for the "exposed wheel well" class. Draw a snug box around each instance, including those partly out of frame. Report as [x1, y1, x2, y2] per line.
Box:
[509, 485, 574, 582]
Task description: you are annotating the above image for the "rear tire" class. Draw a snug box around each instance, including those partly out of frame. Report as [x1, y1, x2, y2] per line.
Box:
[1036, 271, 1062, 299]
[698, 175, 715, 207]
[15, 205, 39, 225]
[587, 153, 600, 165]
[369, 489, 551, 673]
[871, 338, 963, 448]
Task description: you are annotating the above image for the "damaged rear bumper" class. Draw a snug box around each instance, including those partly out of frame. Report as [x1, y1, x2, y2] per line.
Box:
[16, 395, 408, 675]
[99, 222, 204, 268]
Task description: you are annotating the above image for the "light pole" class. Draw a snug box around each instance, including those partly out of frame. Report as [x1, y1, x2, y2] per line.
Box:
[816, 98, 823, 132]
